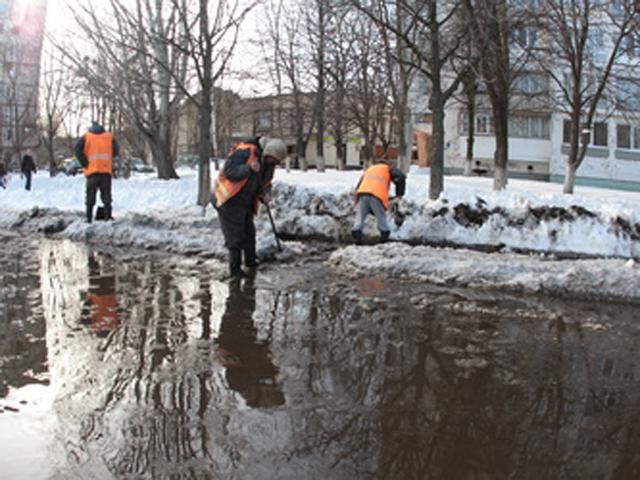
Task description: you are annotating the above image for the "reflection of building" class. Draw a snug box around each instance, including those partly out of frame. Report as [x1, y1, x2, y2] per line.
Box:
[0, 0, 47, 167]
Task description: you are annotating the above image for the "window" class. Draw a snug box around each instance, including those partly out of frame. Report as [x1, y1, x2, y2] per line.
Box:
[587, 29, 607, 64]
[617, 124, 631, 148]
[563, 119, 608, 146]
[459, 112, 494, 135]
[476, 113, 493, 134]
[508, 115, 550, 138]
[256, 110, 271, 129]
[616, 124, 640, 150]
[512, 73, 549, 94]
[616, 78, 640, 110]
[510, 27, 538, 49]
[563, 119, 572, 144]
[593, 122, 608, 146]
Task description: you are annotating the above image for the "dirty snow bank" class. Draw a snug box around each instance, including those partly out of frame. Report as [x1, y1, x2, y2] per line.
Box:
[328, 243, 640, 302]
[1, 167, 640, 299]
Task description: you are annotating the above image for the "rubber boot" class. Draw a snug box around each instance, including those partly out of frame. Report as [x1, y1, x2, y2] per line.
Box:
[104, 204, 113, 220]
[380, 230, 390, 243]
[244, 246, 259, 268]
[86, 205, 93, 223]
[351, 229, 363, 245]
[229, 248, 246, 279]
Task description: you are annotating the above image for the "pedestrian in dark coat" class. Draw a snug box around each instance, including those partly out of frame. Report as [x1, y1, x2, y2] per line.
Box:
[212, 136, 287, 279]
[74, 121, 120, 223]
[0, 161, 7, 189]
[20, 151, 36, 191]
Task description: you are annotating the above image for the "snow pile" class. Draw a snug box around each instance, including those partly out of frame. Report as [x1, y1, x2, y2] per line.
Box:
[1, 166, 640, 300]
[328, 243, 640, 302]
[269, 170, 640, 258]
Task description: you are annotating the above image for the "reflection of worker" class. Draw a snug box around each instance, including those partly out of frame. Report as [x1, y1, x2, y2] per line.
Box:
[82, 252, 119, 337]
[216, 275, 285, 408]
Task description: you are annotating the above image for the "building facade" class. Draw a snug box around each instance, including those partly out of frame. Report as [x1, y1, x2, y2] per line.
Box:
[0, 0, 46, 169]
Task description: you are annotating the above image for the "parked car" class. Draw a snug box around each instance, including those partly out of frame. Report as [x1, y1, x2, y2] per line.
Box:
[62, 158, 83, 176]
[128, 157, 154, 173]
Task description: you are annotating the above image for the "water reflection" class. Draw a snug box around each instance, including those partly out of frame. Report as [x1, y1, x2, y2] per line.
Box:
[81, 252, 119, 337]
[3, 233, 640, 479]
[216, 274, 285, 408]
[0, 232, 48, 400]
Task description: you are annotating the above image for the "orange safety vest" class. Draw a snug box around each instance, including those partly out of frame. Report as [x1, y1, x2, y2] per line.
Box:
[83, 132, 114, 176]
[87, 293, 119, 334]
[356, 163, 392, 208]
[213, 143, 258, 208]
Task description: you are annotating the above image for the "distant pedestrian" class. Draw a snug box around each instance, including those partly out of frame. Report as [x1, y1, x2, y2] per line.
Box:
[20, 150, 36, 190]
[74, 121, 120, 223]
[0, 161, 7, 189]
[351, 159, 406, 244]
[212, 136, 287, 279]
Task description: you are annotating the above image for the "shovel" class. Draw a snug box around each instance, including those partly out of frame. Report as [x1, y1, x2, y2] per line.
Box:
[263, 202, 282, 252]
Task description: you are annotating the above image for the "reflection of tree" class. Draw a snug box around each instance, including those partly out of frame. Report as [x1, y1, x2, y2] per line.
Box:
[287, 290, 640, 480]
[0, 234, 47, 398]
[38, 247, 640, 479]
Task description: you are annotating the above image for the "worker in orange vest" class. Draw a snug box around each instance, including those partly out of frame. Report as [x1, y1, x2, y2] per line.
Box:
[74, 121, 120, 223]
[352, 159, 406, 244]
[212, 136, 287, 279]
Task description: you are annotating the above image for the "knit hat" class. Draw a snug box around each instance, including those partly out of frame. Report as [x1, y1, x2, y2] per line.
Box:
[261, 138, 287, 163]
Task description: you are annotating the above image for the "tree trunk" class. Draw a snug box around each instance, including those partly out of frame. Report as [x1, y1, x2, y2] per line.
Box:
[429, 101, 445, 200]
[563, 162, 577, 194]
[399, 109, 412, 174]
[492, 99, 508, 190]
[464, 90, 475, 176]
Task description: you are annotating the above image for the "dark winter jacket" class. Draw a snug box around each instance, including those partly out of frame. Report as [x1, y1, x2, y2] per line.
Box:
[220, 138, 277, 213]
[74, 122, 120, 169]
[20, 154, 36, 174]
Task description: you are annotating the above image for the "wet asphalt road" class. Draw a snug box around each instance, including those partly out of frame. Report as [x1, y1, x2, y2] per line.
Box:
[1, 230, 640, 479]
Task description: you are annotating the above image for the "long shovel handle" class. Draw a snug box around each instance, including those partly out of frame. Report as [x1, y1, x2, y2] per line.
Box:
[264, 202, 283, 252]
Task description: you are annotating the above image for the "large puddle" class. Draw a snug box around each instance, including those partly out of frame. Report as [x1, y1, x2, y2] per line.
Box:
[1, 231, 640, 479]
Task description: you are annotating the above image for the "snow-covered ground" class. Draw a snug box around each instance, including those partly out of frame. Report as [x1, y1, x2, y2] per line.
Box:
[1, 166, 639, 301]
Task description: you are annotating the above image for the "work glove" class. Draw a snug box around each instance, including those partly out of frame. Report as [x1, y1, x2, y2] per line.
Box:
[248, 159, 260, 172]
[260, 192, 272, 204]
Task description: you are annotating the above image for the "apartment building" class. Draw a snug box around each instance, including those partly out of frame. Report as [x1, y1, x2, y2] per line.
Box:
[0, 0, 46, 168]
[413, 2, 640, 191]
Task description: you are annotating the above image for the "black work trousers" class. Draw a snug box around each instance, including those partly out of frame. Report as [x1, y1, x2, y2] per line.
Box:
[86, 173, 112, 221]
[217, 200, 257, 275]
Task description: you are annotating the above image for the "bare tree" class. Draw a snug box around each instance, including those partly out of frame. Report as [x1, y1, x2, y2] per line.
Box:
[345, 12, 385, 168]
[259, 0, 316, 171]
[532, 0, 639, 193]
[171, 0, 254, 209]
[353, 0, 468, 199]
[462, 0, 513, 190]
[306, 0, 331, 172]
[56, 0, 189, 179]
[40, 52, 75, 174]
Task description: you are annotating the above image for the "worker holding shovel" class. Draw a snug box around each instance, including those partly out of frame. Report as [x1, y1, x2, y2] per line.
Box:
[351, 158, 406, 245]
[212, 136, 287, 279]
